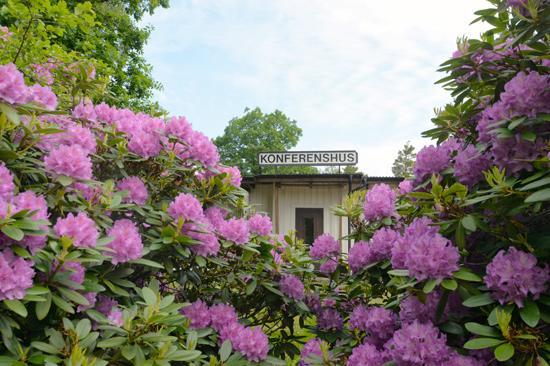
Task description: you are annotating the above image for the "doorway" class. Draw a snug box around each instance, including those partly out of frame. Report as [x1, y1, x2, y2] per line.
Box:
[295, 208, 323, 244]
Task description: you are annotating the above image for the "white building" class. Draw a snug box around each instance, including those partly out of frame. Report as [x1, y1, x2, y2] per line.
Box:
[242, 174, 401, 252]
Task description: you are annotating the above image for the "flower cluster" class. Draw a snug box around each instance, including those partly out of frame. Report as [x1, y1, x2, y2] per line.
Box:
[347, 343, 388, 366]
[484, 247, 549, 307]
[279, 274, 305, 300]
[219, 218, 250, 245]
[453, 144, 491, 187]
[391, 218, 459, 281]
[54, 212, 99, 248]
[476, 71, 550, 174]
[117, 176, 148, 205]
[168, 193, 204, 222]
[299, 338, 325, 366]
[107, 219, 143, 264]
[363, 183, 396, 220]
[310, 233, 340, 274]
[385, 321, 450, 365]
[413, 144, 450, 183]
[247, 213, 272, 236]
[182, 302, 269, 362]
[349, 306, 397, 346]
[0, 249, 35, 301]
[181, 300, 211, 328]
[0, 63, 57, 109]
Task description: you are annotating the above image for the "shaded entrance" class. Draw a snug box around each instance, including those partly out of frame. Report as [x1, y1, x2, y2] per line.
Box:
[295, 208, 323, 244]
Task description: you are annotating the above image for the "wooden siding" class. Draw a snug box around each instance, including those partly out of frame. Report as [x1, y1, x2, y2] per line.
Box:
[247, 183, 350, 253]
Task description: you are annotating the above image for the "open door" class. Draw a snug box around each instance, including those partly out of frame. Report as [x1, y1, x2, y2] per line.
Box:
[295, 208, 323, 245]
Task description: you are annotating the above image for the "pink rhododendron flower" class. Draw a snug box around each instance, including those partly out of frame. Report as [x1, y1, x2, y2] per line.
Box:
[0, 63, 29, 104]
[317, 308, 343, 330]
[44, 145, 93, 180]
[117, 176, 148, 205]
[14, 191, 49, 253]
[166, 116, 193, 140]
[28, 84, 57, 110]
[231, 326, 269, 362]
[209, 303, 239, 332]
[385, 320, 451, 365]
[0, 162, 15, 201]
[398, 179, 413, 194]
[247, 213, 272, 236]
[108, 309, 124, 326]
[413, 144, 450, 183]
[168, 193, 204, 222]
[128, 130, 162, 158]
[363, 183, 396, 221]
[204, 206, 227, 230]
[347, 343, 389, 366]
[300, 338, 325, 366]
[310, 234, 339, 260]
[72, 99, 97, 122]
[0, 249, 35, 300]
[107, 219, 143, 264]
[219, 218, 250, 244]
[484, 247, 549, 307]
[181, 300, 211, 328]
[218, 165, 242, 186]
[54, 212, 99, 248]
[279, 274, 305, 300]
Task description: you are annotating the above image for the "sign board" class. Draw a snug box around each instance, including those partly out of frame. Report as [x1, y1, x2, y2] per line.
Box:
[258, 151, 358, 166]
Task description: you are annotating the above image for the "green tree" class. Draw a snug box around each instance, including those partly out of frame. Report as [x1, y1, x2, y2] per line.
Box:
[392, 141, 416, 178]
[0, 0, 168, 111]
[214, 107, 318, 175]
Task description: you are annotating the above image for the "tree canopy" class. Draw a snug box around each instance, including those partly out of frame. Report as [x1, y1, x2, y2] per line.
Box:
[392, 141, 416, 178]
[0, 0, 168, 111]
[214, 107, 318, 175]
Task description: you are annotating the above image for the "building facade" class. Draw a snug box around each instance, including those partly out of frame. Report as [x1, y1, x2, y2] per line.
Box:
[242, 174, 402, 252]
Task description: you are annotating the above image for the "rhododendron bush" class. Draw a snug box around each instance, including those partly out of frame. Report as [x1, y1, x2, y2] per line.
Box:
[0, 0, 549, 365]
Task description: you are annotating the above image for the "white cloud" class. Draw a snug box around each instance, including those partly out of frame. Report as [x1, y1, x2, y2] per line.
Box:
[143, 0, 487, 176]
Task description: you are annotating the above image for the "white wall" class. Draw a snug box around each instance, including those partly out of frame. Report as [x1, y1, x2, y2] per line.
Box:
[248, 183, 350, 253]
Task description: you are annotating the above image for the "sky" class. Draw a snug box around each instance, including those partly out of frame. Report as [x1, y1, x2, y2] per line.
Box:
[142, 0, 487, 176]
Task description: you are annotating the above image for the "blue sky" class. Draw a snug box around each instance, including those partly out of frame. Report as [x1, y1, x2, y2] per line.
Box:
[142, 0, 486, 176]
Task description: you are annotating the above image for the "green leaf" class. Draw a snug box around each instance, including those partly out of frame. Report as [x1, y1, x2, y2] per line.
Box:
[245, 278, 257, 295]
[441, 279, 458, 291]
[494, 343, 514, 362]
[423, 279, 437, 293]
[463, 338, 504, 350]
[3, 299, 28, 317]
[525, 188, 550, 203]
[440, 321, 464, 335]
[31, 341, 60, 355]
[76, 319, 91, 339]
[387, 269, 409, 277]
[519, 299, 540, 327]
[1, 226, 24, 241]
[52, 295, 74, 314]
[463, 293, 495, 308]
[141, 287, 157, 306]
[521, 131, 536, 142]
[36, 293, 52, 320]
[56, 175, 73, 187]
[26, 286, 50, 295]
[57, 287, 89, 305]
[195, 256, 206, 267]
[219, 340, 232, 362]
[97, 337, 127, 348]
[465, 322, 501, 337]
[453, 268, 482, 282]
[519, 176, 550, 191]
[130, 258, 164, 269]
[168, 350, 201, 361]
[461, 215, 477, 231]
